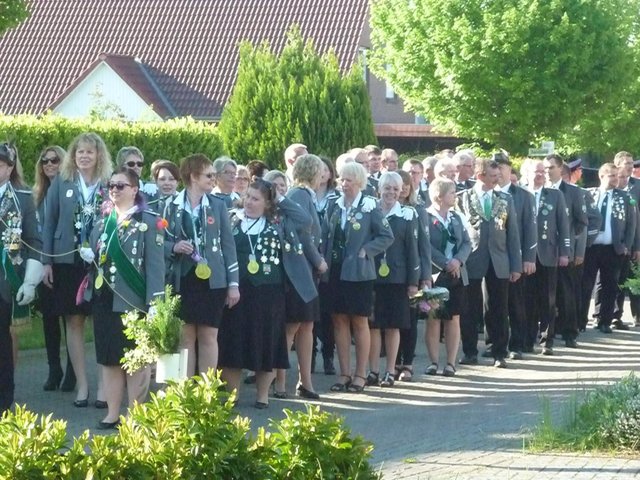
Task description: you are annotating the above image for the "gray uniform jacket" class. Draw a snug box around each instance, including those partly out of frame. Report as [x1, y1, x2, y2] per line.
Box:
[508, 184, 537, 264]
[576, 188, 601, 255]
[164, 191, 239, 291]
[146, 193, 173, 218]
[456, 188, 522, 279]
[231, 197, 318, 303]
[321, 194, 395, 282]
[534, 188, 571, 267]
[426, 209, 471, 286]
[558, 180, 588, 260]
[0, 185, 41, 305]
[416, 205, 432, 282]
[374, 204, 420, 286]
[43, 175, 107, 265]
[589, 188, 637, 255]
[286, 187, 324, 269]
[85, 210, 165, 312]
[621, 181, 640, 252]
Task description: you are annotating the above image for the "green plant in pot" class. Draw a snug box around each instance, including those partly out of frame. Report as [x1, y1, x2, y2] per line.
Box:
[121, 285, 185, 381]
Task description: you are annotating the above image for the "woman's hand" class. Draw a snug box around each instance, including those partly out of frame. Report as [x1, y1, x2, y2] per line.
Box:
[358, 248, 367, 259]
[445, 258, 461, 277]
[43, 264, 54, 288]
[226, 286, 240, 308]
[173, 240, 194, 256]
[317, 259, 328, 274]
[407, 285, 419, 298]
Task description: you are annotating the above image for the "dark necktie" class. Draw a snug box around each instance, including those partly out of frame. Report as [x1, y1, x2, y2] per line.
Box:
[599, 192, 609, 231]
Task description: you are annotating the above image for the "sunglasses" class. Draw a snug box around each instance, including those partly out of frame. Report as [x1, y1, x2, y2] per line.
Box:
[108, 182, 132, 191]
[41, 156, 60, 165]
[126, 161, 144, 168]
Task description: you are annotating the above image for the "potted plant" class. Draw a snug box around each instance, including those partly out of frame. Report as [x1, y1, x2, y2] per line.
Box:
[121, 285, 187, 382]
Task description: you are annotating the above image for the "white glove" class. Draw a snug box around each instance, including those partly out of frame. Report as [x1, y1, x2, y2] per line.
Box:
[79, 247, 95, 264]
[16, 259, 44, 306]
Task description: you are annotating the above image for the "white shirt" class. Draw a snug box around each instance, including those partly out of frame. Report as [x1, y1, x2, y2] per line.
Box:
[336, 191, 362, 229]
[594, 189, 613, 245]
[427, 205, 456, 261]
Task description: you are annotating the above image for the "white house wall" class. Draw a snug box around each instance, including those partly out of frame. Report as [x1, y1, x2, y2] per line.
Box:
[53, 62, 162, 121]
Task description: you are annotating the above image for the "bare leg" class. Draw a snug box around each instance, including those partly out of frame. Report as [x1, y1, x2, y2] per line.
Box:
[220, 367, 241, 398]
[383, 328, 400, 373]
[295, 322, 315, 391]
[368, 328, 381, 374]
[101, 365, 125, 423]
[444, 316, 461, 366]
[256, 371, 275, 404]
[275, 322, 300, 392]
[96, 365, 106, 403]
[197, 325, 219, 376]
[425, 319, 441, 364]
[126, 366, 151, 409]
[332, 314, 351, 379]
[351, 316, 370, 385]
[181, 324, 197, 377]
[66, 314, 87, 401]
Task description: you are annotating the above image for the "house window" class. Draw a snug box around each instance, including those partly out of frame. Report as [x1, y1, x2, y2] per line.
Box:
[385, 65, 397, 103]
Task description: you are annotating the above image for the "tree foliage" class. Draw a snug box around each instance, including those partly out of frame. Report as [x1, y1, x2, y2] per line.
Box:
[370, 0, 640, 154]
[218, 25, 376, 169]
[0, 0, 28, 36]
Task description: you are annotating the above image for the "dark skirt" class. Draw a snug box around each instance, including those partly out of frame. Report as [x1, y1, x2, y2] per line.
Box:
[372, 284, 410, 329]
[179, 270, 226, 328]
[432, 272, 466, 319]
[218, 282, 289, 372]
[53, 263, 91, 317]
[285, 278, 319, 323]
[327, 264, 373, 317]
[92, 289, 133, 367]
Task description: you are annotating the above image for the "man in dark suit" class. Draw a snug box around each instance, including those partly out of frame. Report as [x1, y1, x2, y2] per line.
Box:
[494, 154, 537, 359]
[544, 154, 588, 346]
[456, 158, 522, 368]
[524, 159, 570, 355]
[582, 163, 636, 334]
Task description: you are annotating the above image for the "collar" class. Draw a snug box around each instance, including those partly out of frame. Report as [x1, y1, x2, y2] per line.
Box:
[474, 182, 492, 197]
[496, 183, 511, 194]
[549, 179, 562, 189]
[337, 191, 362, 211]
[239, 213, 266, 234]
[0, 182, 9, 199]
[173, 189, 210, 209]
[382, 201, 403, 218]
[427, 205, 453, 224]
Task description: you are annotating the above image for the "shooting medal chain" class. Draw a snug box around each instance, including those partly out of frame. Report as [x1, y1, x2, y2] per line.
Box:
[187, 199, 211, 280]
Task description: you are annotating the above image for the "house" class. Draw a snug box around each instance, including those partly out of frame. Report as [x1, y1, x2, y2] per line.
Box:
[0, 0, 458, 151]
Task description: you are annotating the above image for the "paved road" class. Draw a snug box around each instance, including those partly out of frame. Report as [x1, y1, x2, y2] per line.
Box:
[12, 304, 640, 479]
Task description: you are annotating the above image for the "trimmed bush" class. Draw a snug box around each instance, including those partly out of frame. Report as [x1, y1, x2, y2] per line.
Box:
[0, 115, 223, 184]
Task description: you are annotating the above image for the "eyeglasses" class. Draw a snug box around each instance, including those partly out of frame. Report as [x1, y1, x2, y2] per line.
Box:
[108, 182, 132, 191]
[201, 172, 215, 179]
[126, 161, 144, 168]
[41, 156, 60, 165]
[220, 170, 237, 177]
[236, 176, 250, 182]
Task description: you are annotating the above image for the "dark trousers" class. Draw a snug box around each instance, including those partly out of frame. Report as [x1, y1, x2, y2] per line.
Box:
[507, 274, 527, 353]
[556, 263, 579, 339]
[40, 284, 64, 371]
[524, 261, 558, 348]
[397, 307, 418, 366]
[0, 296, 14, 413]
[461, 262, 509, 359]
[582, 245, 624, 328]
[313, 282, 335, 359]
[614, 255, 640, 320]
[573, 263, 586, 331]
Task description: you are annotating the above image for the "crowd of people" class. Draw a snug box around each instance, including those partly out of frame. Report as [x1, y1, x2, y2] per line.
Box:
[0, 133, 637, 428]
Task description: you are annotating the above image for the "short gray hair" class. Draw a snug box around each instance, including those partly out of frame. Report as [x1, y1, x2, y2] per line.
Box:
[428, 177, 456, 204]
[339, 162, 368, 191]
[378, 171, 403, 192]
[212, 156, 237, 175]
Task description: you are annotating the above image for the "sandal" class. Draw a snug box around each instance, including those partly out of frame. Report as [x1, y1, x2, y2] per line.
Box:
[425, 362, 438, 376]
[398, 366, 414, 382]
[365, 371, 379, 386]
[329, 375, 352, 392]
[443, 363, 456, 377]
[347, 375, 366, 393]
[380, 371, 395, 388]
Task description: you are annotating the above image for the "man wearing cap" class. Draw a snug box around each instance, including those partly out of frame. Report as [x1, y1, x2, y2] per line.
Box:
[493, 153, 537, 359]
[456, 158, 522, 368]
[0, 143, 43, 413]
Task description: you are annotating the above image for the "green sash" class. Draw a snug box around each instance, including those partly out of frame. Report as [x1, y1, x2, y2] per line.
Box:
[104, 211, 146, 302]
[1, 248, 28, 318]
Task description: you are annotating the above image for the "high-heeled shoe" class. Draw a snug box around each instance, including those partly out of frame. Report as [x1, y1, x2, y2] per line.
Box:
[296, 384, 320, 400]
[73, 391, 89, 408]
[43, 367, 63, 391]
[60, 360, 76, 393]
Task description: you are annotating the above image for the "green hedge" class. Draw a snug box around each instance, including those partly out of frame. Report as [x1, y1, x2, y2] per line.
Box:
[0, 115, 223, 184]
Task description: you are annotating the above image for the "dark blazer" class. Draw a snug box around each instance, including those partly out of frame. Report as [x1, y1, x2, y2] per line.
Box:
[321, 194, 394, 282]
[286, 186, 324, 269]
[558, 180, 588, 260]
[534, 188, 571, 267]
[577, 188, 602, 254]
[426, 208, 471, 285]
[456, 179, 475, 192]
[590, 188, 636, 255]
[374, 204, 420, 286]
[43, 175, 107, 265]
[164, 191, 239, 291]
[415, 205, 432, 282]
[508, 184, 537, 264]
[0, 185, 41, 305]
[85, 210, 165, 311]
[146, 193, 174, 218]
[622, 181, 640, 252]
[456, 187, 522, 279]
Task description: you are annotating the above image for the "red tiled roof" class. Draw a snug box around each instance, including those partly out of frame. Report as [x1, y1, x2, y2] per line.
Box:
[0, 0, 369, 119]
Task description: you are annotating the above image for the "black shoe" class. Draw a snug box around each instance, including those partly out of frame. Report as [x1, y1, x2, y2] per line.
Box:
[254, 401, 269, 410]
[323, 356, 336, 375]
[97, 420, 120, 430]
[612, 320, 630, 331]
[494, 358, 507, 368]
[459, 355, 478, 365]
[60, 364, 76, 392]
[95, 400, 108, 409]
[43, 367, 63, 391]
[541, 346, 554, 356]
[565, 338, 578, 348]
[296, 384, 320, 400]
[599, 325, 613, 334]
[73, 396, 89, 408]
[379, 372, 395, 388]
[365, 371, 379, 386]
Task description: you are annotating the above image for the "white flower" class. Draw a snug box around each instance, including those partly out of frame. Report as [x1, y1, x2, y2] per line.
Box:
[361, 196, 377, 213]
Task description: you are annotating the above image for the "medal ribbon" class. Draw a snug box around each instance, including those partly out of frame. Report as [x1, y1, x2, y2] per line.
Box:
[1, 246, 28, 318]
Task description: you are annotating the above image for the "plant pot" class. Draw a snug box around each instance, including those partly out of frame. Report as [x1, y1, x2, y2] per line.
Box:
[156, 349, 188, 383]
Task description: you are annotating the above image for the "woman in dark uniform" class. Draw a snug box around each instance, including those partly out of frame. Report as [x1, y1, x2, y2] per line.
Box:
[82, 168, 165, 429]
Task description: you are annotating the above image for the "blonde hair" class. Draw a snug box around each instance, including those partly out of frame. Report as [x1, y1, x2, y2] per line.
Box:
[60, 132, 112, 183]
[339, 162, 368, 191]
[293, 153, 323, 187]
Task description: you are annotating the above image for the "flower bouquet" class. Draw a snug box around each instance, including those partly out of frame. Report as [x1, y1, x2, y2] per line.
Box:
[410, 286, 450, 319]
[121, 285, 186, 381]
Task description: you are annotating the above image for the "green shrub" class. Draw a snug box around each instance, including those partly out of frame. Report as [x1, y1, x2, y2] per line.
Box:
[0, 114, 223, 184]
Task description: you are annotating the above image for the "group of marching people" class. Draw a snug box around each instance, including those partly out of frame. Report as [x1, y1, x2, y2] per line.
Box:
[1, 132, 637, 428]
